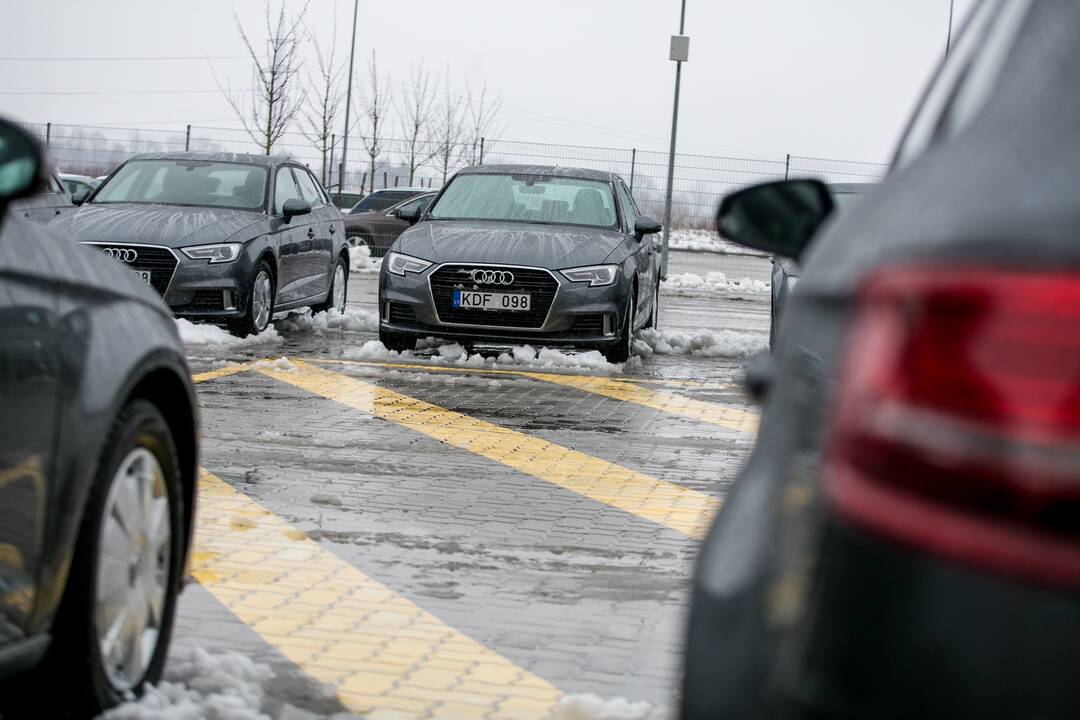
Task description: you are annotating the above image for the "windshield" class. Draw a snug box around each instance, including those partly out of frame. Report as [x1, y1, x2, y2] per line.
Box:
[92, 159, 268, 211]
[351, 190, 421, 214]
[428, 174, 618, 228]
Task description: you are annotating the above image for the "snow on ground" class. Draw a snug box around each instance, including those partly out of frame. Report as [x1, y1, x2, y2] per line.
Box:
[556, 694, 661, 720]
[275, 307, 380, 334]
[175, 319, 283, 348]
[342, 340, 629, 375]
[348, 245, 382, 274]
[636, 327, 767, 359]
[663, 272, 769, 296]
[251, 357, 299, 373]
[100, 648, 274, 720]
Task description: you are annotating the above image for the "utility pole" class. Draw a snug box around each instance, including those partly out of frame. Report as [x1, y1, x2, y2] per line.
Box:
[338, 0, 360, 194]
[945, 0, 955, 58]
[661, 0, 688, 280]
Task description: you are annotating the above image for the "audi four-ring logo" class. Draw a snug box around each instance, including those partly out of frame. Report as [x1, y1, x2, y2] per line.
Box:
[102, 247, 138, 263]
[469, 269, 514, 285]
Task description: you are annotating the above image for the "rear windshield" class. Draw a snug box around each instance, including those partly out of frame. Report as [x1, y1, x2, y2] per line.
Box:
[92, 160, 268, 211]
[428, 174, 618, 228]
[351, 190, 420, 214]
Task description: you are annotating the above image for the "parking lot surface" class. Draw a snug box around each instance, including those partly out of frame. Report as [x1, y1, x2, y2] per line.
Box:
[169, 271, 767, 719]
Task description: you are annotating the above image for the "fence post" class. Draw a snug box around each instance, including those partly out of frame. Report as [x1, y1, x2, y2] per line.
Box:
[360, 172, 367, 194]
[383, 171, 388, 189]
[45, 122, 51, 147]
[184, 124, 191, 152]
[394, 176, 399, 188]
[784, 153, 791, 180]
[479, 137, 485, 166]
[328, 134, 336, 190]
[629, 148, 637, 192]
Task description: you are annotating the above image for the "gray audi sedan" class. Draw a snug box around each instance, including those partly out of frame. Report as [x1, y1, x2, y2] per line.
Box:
[52, 152, 349, 336]
[378, 165, 662, 361]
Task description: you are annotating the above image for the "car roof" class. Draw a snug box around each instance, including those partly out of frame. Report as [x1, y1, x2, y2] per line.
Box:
[125, 151, 288, 166]
[58, 173, 95, 181]
[369, 187, 429, 194]
[457, 164, 619, 183]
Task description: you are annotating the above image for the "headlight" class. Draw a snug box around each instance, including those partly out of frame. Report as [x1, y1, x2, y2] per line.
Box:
[560, 264, 619, 287]
[386, 251, 433, 276]
[181, 243, 242, 263]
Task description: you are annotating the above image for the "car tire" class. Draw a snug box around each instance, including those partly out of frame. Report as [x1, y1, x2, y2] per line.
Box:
[313, 255, 348, 315]
[644, 279, 660, 330]
[604, 291, 635, 363]
[347, 232, 371, 249]
[228, 260, 275, 337]
[380, 328, 415, 353]
[0, 400, 185, 719]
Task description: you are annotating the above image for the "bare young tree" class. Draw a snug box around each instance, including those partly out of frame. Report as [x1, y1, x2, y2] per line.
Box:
[302, 20, 344, 186]
[432, 71, 467, 184]
[226, 1, 310, 155]
[396, 63, 438, 186]
[355, 49, 392, 192]
[465, 79, 505, 165]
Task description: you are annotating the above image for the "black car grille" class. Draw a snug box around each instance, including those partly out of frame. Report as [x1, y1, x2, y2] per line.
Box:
[388, 302, 416, 324]
[186, 290, 225, 312]
[89, 244, 177, 297]
[569, 314, 605, 336]
[429, 265, 558, 329]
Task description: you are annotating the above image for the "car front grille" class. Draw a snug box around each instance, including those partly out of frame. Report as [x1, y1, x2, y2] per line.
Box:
[186, 290, 225, 312]
[388, 302, 416, 324]
[429, 264, 558, 329]
[87, 244, 177, 297]
[569, 314, 605, 336]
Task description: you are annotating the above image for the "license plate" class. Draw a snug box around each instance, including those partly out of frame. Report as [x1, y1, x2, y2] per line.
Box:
[452, 290, 531, 311]
[135, 270, 151, 285]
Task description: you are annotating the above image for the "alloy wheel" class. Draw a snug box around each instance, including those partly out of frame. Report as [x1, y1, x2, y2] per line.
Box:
[95, 447, 171, 692]
[331, 264, 346, 312]
[252, 270, 273, 332]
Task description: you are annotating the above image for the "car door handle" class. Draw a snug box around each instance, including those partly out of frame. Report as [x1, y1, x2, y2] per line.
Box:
[307, 228, 316, 239]
[329, 225, 336, 234]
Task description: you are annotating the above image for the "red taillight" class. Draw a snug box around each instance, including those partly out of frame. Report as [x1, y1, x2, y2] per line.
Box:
[824, 267, 1080, 588]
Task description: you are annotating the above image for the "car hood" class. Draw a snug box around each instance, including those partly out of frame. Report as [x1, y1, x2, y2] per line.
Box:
[50, 203, 267, 249]
[398, 220, 625, 269]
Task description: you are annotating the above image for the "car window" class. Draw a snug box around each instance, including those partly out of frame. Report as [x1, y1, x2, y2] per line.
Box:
[893, 0, 1023, 169]
[274, 167, 302, 215]
[616, 182, 638, 232]
[293, 168, 325, 206]
[394, 194, 434, 216]
[47, 174, 66, 194]
[93, 160, 267, 210]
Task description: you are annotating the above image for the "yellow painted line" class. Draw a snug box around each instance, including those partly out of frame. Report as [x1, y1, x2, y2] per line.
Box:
[255, 360, 720, 539]
[194, 470, 561, 719]
[305, 356, 734, 389]
[191, 363, 250, 383]
[522, 373, 759, 433]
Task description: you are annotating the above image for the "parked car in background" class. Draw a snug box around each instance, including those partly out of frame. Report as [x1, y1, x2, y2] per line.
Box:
[0, 117, 198, 718]
[347, 188, 429, 216]
[58, 172, 100, 201]
[330, 191, 362, 212]
[8, 171, 73, 223]
[51, 152, 350, 337]
[768, 182, 875, 348]
[681, 3, 1080, 718]
[378, 165, 662, 362]
[344, 191, 436, 256]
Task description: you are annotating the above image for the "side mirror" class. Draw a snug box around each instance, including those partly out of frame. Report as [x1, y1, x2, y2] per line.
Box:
[716, 179, 833, 260]
[634, 216, 662, 237]
[0, 118, 45, 205]
[71, 188, 91, 205]
[397, 205, 422, 225]
[281, 198, 312, 222]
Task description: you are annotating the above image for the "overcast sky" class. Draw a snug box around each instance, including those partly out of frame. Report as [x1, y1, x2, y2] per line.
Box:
[4, 0, 975, 163]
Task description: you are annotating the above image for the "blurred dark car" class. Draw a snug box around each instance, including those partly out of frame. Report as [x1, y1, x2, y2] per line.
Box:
[0, 118, 198, 718]
[682, 3, 1080, 719]
[768, 183, 875, 348]
[344, 191, 436, 257]
[346, 187, 429, 217]
[51, 152, 349, 337]
[8, 171, 74, 224]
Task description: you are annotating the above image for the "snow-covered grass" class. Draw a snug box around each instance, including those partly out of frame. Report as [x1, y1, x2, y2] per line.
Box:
[636, 327, 767, 359]
[342, 340, 629, 375]
[174, 319, 282, 348]
[556, 694, 661, 720]
[663, 271, 769, 296]
[100, 648, 274, 720]
[348, 244, 382, 274]
[667, 228, 747, 254]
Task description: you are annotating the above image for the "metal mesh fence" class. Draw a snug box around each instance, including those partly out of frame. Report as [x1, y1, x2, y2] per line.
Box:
[23, 121, 890, 281]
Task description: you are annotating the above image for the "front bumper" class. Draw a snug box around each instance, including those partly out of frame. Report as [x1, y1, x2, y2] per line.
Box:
[379, 262, 630, 347]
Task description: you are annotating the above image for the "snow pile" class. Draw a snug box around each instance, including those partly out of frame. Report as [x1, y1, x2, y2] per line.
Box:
[343, 340, 411, 361]
[100, 647, 274, 720]
[251, 357, 298, 373]
[663, 272, 769, 295]
[342, 340, 627, 374]
[276, 308, 379, 335]
[494, 344, 623, 374]
[175, 319, 283, 348]
[637, 328, 767, 358]
[348, 244, 382, 274]
[556, 694, 660, 720]
[667, 229, 728, 253]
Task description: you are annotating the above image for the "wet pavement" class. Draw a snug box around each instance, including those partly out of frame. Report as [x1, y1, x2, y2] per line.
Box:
[172, 273, 766, 719]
